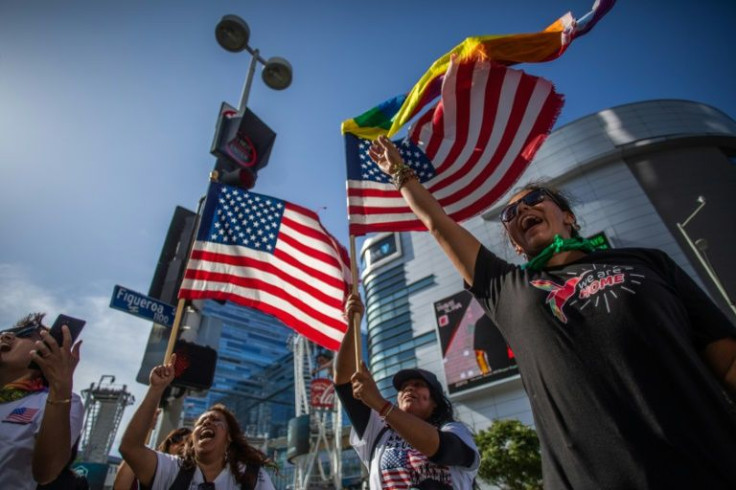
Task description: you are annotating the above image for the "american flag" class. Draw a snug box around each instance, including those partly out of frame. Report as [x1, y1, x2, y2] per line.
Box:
[178, 183, 352, 351]
[381, 445, 443, 489]
[345, 59, 563, 236]
[4, 406, 40, 424]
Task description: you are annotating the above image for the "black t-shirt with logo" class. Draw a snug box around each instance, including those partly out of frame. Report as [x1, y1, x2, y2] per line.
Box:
[468, 246, 736, 489]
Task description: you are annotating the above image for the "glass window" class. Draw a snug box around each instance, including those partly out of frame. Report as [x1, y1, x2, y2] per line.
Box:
[368, 235, 397, 264]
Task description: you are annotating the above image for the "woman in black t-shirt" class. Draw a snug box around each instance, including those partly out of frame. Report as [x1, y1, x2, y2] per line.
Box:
[367, 135, 736, 489]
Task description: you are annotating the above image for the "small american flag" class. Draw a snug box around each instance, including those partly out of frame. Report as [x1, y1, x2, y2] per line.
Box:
[179, 183, 352, 351]
[4, 406, 40, 424]
[346, 58, 563, 236]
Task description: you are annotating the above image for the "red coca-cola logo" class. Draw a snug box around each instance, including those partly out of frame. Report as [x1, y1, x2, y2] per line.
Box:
[310, 378, 335, 409]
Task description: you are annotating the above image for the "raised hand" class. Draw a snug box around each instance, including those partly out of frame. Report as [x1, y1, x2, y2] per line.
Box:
[344, 293, 365, 321]
[149, 354, 177, 390]
[368, 136, 405, 175]
[351, 361, 385, 411]
[34, 325, 81, 397]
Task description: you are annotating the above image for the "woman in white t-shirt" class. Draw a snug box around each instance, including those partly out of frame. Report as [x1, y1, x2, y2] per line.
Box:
[0, 313, 84, 490]
[335, 294, 480, 490]
[120, 355, 275, 490]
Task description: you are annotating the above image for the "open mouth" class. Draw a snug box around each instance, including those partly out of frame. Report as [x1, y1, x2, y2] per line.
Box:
[520, 214, 543, 232]
[0, 343, 11, 353]
[199, 428, 216, 441]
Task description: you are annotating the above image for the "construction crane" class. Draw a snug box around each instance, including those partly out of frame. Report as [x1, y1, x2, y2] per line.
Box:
[79, 375, 135, 463]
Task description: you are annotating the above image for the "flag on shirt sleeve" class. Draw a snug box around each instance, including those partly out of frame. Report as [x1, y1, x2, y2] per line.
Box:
[346, 58, 563, 236]
[341, 0, 614, 139]
[4, 407, 40, 424]
[178, 182, 352, 351]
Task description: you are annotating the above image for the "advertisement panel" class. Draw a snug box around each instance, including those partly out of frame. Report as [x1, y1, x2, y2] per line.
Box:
[433, 290, 517, 394]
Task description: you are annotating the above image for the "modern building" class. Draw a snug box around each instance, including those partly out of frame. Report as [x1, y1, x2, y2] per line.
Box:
[359, 99, 736, 431]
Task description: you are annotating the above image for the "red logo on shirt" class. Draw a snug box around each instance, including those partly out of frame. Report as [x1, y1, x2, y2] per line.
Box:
[530, 277, 582, 323]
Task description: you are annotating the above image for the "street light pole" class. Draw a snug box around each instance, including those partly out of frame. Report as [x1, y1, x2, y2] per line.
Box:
[676, 196, 736, 319]
[215, 14, 293, 115]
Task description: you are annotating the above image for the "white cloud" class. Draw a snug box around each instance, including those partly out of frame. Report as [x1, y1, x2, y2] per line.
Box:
[0, 263, 152, 458]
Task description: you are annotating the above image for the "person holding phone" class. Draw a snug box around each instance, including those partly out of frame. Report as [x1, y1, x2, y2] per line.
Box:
[0, 312, 84, 490]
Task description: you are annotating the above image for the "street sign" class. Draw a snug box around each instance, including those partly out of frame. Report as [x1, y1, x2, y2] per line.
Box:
[110, 285, 175, 327]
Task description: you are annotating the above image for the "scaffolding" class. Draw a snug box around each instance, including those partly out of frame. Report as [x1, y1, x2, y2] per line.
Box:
[79, 375, 135, 463]
[290, 335, 343, 490]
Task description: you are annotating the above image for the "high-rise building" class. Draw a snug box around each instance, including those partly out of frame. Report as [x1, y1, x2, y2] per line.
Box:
[359, 99, 736, 431]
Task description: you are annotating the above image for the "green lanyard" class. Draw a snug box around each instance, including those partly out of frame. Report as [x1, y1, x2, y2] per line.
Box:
[521, 234, 598, 272]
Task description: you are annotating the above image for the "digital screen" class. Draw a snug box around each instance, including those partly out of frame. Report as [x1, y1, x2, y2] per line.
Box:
[433, 290, 517, 394]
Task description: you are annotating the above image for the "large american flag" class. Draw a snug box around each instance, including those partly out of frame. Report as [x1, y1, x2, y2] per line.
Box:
[345, 59, 563, 236]
[179, 183, 352, 351]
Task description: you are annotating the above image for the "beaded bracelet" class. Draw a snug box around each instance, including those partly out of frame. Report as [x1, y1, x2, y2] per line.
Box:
[391, 166, 418, 190]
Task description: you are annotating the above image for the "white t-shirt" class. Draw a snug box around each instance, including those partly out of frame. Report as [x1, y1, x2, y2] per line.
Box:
[150, 452, 276, 490]
[0, 390, 84, 490]
[350, 410, 479, 490]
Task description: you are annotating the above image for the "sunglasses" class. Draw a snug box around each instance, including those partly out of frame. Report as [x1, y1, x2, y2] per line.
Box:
[1, 323, 43, 340]
[500, 188, 559, 223]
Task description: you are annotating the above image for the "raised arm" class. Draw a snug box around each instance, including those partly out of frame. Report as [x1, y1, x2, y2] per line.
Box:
[369, 136, 481, 286]
[334, 294, 363, 384]
[351, 364, 441, 458]
[32, 326, 81, 485]
[119, 355, 177, 488]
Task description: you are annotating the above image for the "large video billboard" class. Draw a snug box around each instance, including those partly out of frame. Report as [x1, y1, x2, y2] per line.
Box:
[433, 291, 517, 394]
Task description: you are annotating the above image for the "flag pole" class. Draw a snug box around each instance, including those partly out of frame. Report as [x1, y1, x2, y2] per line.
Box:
[349, 235, 362, 368]
[164, 299, 187, 363]
[162, 172, 216, 364]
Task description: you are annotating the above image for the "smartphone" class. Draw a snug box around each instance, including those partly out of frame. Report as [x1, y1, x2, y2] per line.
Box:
[28, 314, 86, 370]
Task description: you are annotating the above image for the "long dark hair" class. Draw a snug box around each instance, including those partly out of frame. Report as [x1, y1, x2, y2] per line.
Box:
[180, 404, 276, 485]
[427, 389, 455, 427]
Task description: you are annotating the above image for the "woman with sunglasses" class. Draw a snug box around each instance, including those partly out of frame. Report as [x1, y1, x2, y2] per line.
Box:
[0, 314, 84, 490]
[368, 136, 736, 489]
[119, 355, 276, 490]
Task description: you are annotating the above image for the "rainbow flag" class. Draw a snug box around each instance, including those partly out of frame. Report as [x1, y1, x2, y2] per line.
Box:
[341, 0, 615, 140]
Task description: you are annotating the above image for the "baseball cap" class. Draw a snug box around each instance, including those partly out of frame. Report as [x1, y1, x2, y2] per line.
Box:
[392, 368, 444, 396]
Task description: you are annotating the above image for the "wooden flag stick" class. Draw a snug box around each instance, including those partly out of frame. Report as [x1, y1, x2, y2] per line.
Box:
[162, 173, 216, 365]
[349, 235, 362, 368]
[164, 298, 187, 364]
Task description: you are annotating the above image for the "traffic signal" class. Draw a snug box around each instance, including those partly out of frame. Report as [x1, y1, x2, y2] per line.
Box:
[171, 340, 218, 390]
[211, 102, 276, 190]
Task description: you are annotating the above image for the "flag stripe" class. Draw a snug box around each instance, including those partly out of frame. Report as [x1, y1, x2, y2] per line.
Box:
[180, 266, 345, 334]
[179, 183, 351, 350]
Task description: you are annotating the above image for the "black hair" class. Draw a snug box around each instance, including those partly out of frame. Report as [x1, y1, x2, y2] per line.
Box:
[427, 388, 455, 427]
[13, 312, 47, 330]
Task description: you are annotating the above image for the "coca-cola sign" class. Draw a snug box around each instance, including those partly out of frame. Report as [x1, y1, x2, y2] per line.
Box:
[310, 378, 335, 409]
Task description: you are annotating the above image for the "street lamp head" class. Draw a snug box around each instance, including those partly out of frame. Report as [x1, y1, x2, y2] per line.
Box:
[262, 56, 293, 90]
[215, 14, 250, 52]
[696, 195, 706, 205]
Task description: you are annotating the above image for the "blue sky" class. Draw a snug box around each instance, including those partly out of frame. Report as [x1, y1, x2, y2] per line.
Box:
[1, 0, 734, 452]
